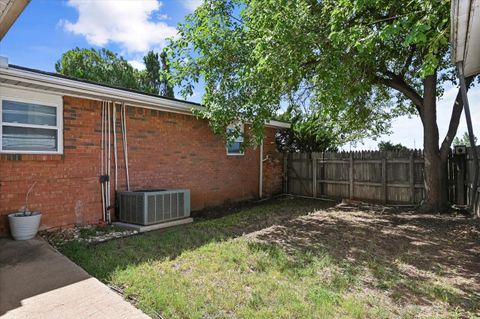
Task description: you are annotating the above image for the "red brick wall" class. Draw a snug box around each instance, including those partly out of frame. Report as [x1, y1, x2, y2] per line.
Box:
[0, 96, 283, 234]
[263, 128, 284, 196]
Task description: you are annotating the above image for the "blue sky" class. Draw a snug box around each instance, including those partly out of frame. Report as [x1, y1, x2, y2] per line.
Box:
[0, 0, 199, 70]
[0, 0, 478, 150]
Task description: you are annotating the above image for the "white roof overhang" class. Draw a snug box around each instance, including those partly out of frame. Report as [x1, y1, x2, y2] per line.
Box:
[0, 0, 29, 40]
[0, 65, 290, 129]
[451, 0, 480, 77]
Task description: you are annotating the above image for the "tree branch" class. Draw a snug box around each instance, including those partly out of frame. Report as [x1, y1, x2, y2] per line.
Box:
[375, 74, 424, 119]
[401, 48, 415, 76]
[439, 76, 474, 160]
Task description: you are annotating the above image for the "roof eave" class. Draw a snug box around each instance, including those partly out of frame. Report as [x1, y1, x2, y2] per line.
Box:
[0, 0, 30, 40]
[0, 65, 201, 114]
[451, 0, 480, 77]
[265, 120, 290, 129]
[0, 65, 291, 129]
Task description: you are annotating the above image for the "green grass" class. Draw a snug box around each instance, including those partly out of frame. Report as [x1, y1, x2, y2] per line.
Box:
[59, 198, 479, 319]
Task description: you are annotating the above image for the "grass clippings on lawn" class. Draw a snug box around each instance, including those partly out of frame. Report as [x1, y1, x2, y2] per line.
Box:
[59, 198, 480, 318]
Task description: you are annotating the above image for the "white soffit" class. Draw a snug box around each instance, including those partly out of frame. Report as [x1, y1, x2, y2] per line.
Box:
[0, 0, 29, 40]
[451, 0, 480, 77]
[0, 65, 290, 128]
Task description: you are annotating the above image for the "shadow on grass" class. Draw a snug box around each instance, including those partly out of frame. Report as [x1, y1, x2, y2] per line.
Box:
[251, 206, 480, 313]
[60, 197, 335, 281]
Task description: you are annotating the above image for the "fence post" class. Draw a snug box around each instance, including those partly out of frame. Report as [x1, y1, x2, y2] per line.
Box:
[312, 154, 317, 197]
[349, 153, 354, 199]
[320, 152, 325, 197]
[283, 153, 288, 194]
[410, 152, 415, 204]
[382, 157, 387, 204]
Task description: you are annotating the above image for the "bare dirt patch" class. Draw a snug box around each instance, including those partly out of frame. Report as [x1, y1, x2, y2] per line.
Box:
[249, 200, 480, 316]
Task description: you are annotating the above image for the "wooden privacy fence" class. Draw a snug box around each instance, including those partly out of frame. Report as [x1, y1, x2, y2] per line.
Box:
[285, 150, 425, 204]
[285, 148, 480, 207]
[462, 146, 480, 212]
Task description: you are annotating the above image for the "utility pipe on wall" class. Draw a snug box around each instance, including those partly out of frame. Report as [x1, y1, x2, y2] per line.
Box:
[107, 101, 112, 223]
[100, 101, 105, 221]
[259, 140, 263, 198]
[99, 100, 114, 223]
[121, 103, 131, 191]
[113, 102, 118, 191]
[105, 101, 108, 221]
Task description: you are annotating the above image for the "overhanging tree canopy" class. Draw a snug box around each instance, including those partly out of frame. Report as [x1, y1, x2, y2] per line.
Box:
[167, 0, 478, 211]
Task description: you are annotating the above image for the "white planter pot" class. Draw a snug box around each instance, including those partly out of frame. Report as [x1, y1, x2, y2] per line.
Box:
[8, 212, 42, 240]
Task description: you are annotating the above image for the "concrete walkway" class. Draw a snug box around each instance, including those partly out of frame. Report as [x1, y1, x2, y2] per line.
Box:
[0, 237, 149, 319]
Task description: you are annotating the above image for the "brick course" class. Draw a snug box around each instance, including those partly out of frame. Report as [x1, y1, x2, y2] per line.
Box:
[0, 96, 283, 235]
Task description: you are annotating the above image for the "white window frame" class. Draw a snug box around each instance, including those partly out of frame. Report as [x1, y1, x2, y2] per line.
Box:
[0, 86, 63, 154]
[226, 123, 244, 156]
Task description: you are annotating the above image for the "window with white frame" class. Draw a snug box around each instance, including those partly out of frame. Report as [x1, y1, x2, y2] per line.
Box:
[226, 123, 244, 155]
[0, 87, 63, 154]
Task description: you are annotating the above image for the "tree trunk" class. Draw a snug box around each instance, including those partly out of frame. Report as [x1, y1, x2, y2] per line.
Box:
[421, 73, 449, 212]
[423, 144, 448, 212]
[380, 73, 474, 213]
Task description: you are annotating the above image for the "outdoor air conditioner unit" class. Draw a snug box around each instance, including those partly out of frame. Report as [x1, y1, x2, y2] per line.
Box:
[118, 189, 190, 225]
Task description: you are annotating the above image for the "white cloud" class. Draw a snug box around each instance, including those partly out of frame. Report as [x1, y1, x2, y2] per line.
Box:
[181, 0, 203, 11]
[128, 59, 145, 71]
[62, 0, 177, 53]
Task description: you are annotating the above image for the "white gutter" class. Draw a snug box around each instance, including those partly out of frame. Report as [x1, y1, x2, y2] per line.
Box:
[265, 120, 290, 129]
[0, 65, 198, 114]
[0, 65, 290, 129]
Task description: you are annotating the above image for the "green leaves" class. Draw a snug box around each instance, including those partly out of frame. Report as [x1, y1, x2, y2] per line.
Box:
[378, 141, 410, 151]
[55, 48, 175, 97]
[55, 47, 140, 90]
[166, 0, 452, 147]
[140, 50, 162, 95]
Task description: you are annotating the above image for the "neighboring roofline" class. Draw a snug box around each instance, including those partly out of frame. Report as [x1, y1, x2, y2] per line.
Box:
[0, 64, 290, 128]
[0, 0, 30, 40]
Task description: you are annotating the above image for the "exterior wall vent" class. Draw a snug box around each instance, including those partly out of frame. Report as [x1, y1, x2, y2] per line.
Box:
[118, 189, 190, 225]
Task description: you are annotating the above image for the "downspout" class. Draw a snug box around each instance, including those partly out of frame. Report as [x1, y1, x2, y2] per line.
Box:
[106, 101, 111, 223]
[121, 103, 131, 191]
[104, 101, 108, 222]
[100, 101, 105, 222]
[113, 102, 118, 191]
[259, 140, 263, 198]
[457, 61, 478, 213]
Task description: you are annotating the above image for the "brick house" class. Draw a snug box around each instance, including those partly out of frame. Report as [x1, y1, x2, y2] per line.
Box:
[0, 63, 288, 235]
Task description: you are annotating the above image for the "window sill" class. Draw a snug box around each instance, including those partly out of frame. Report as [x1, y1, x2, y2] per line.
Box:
[0, 154, 64, 161]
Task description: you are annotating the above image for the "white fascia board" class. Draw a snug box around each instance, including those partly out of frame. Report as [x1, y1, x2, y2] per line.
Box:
[451, 0, 480, 77]
[464, 0, 480, 77]
[0, 0, 30, 40]
[265, 120, 290, 129]
[0, 66, 200, 114]
[0, 66, 291, 128]
[451, 0, 469, 64]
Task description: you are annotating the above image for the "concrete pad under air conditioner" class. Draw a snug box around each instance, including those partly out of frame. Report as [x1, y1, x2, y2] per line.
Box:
[113, 218, 193, 233]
